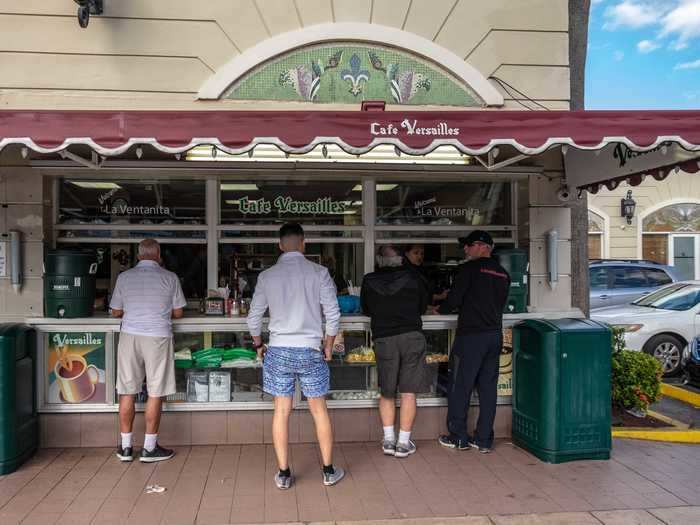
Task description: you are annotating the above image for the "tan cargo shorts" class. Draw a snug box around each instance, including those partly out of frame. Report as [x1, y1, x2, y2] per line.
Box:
[116, 332, 176, 397]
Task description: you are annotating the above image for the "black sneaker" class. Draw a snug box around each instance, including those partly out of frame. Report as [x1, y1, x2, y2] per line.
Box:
[116, 445, 133, 462]
[468, 440, 492, 454]
[139, 443, 175, 463]
[438, 434, 469, 450]
[274, 470, 293, 490]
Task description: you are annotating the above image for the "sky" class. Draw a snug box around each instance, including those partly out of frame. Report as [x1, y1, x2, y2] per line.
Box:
[586, 0, 700, 109]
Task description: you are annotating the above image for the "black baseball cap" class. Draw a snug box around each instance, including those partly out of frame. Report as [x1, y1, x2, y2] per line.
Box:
[458, 230, 494, 248]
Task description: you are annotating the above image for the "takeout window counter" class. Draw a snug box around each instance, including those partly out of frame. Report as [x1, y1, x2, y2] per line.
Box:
[26, 311, 583, 413]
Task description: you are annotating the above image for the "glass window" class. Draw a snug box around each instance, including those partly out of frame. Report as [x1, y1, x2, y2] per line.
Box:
[644, 268, 673, 287]
[117, 331, 270, 404]
[376, 181, 511, 226]
[589, 268, 609, 289]
[588, 211, 604, 233]
[634, 283, 700, 311]
[220, 179, 361, 225]
[58, 242, 207, 306]
[643, 234, 669, 264]
[58, 178, 206, 225]
[588, 234, 602, 259]
[218, 242, 364, 297]
[610, 267, 647, 288]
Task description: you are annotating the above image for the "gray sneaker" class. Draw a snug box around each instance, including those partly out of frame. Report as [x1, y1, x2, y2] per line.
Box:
[274, 471, 293, 490]
[323, 466, 345, 486]
[382, 439, 396, 456]
[394, 440, 416, 458]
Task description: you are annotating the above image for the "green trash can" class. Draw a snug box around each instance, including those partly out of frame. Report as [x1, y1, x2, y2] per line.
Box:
[494, 248, 528, 313]
[512, 318, 611, 463]
[0, 324, 38, 474]
[44, 249, 98, 318]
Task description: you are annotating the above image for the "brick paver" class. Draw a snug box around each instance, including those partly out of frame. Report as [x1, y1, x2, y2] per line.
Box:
[0, 439, 697, 524]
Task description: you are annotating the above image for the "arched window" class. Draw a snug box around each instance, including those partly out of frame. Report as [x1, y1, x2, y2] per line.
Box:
[643, 202, 700, 279]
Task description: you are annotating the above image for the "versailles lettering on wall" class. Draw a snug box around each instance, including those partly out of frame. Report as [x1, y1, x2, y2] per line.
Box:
[370, 118, 460, 137]
[238, 196, 347, 214]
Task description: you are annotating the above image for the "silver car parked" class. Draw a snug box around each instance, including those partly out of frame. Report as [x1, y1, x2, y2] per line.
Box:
[589, 259, 681, 310]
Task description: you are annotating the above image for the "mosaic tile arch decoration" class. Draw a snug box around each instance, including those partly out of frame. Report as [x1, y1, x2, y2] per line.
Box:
[223, 43, 484, 107]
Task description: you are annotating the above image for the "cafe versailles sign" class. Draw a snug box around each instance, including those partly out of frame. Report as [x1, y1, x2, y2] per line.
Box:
[370, 118, 460, 137]
[238, 195, 347, 214]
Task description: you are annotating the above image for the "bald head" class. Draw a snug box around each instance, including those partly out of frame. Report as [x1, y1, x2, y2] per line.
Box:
[138, 238, 161, 262]
[376, 245, 402, 268]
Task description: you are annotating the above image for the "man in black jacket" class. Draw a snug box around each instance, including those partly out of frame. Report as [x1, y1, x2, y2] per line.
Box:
[437, 231, 510, 453]
[361, 245, 430, 458]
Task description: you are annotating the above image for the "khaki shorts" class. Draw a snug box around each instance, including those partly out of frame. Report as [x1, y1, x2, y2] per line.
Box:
[116, 332, 175, 397]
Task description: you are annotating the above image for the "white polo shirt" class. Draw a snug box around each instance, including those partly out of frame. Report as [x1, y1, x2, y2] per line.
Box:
[247, 251, 340, 349]
[110, 260, 187, 338]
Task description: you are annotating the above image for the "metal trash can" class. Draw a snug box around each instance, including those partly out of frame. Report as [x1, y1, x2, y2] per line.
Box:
[493, 248, 528, 313]
[0, 324, 38, 474]
[44, 249, 98, 318]
[512, 318, 611, 463]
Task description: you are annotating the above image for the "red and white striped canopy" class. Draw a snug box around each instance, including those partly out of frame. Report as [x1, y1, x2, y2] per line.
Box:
[2, 109, 699, 192]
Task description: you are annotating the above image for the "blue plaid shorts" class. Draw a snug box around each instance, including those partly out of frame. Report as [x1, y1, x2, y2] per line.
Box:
[263, 346, 330, 398]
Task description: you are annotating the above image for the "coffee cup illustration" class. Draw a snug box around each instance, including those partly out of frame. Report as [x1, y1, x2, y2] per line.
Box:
[54, 352, 99, 403]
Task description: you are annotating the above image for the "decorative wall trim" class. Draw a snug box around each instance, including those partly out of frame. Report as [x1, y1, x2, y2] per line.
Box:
[197, 22, 504, 106]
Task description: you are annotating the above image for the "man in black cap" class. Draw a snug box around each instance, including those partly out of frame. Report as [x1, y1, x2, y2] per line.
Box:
[437, 230, 510, 453]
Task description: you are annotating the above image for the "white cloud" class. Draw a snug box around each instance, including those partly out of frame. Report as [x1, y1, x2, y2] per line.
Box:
[637, 39, 660, 53]
[675, 58, 700, 69]
[670, 40, 689, 50]
[603, 1, 665, 30]
[614, 50, 626, 61]
[660, 0, 700, 48]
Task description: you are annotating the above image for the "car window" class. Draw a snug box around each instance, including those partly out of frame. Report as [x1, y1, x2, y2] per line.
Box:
[610, 267, 647, 288]
[589, 267, 609, 289]
[634, 283, 700, 311]
[644, 268, 672, 287]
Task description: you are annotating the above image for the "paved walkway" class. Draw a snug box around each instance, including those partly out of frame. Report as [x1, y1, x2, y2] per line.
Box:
[0, 439, 698, 524]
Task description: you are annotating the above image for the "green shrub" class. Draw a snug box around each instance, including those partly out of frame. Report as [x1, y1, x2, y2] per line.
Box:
[611, 326, 626, 355]
[611, 349, 662, 411]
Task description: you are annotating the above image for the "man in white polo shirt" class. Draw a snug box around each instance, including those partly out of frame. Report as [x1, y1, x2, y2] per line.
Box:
[247, 223, 344, 490]
[110, 238, 186, 463]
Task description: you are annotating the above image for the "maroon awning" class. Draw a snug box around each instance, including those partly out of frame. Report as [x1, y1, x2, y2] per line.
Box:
[1, 109, 699, 191]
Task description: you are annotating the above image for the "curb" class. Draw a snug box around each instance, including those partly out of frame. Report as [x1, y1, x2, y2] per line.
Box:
[660, 383, 700, 407]
[611, 409, 699, 443]
[612, 429, 700, 443]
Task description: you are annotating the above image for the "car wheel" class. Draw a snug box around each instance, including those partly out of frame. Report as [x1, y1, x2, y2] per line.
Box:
[644, 335, 683, 376]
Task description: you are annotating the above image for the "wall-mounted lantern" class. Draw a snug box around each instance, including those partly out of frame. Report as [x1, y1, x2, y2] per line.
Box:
[620, 190, 636, 225]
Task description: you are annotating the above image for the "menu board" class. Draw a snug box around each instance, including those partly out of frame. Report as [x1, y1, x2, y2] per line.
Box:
[47, 332, 107, 404]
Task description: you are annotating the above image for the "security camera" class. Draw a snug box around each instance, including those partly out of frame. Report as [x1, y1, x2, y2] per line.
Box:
[77, 5, 90, 28]
[556, 185, 572, 202]
[74, 0, 104, 29]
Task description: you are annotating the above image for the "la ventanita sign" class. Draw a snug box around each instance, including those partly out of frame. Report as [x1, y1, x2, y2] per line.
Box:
[370, 118, 460, 137]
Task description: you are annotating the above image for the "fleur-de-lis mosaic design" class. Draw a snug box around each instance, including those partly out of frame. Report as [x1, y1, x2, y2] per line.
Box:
[341, 54, 370, 96]
[278, 51, 343, 101]
[368, 51, 431, 103]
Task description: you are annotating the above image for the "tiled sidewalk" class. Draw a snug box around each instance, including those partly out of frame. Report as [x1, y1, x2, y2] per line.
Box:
[0, 439, 698, 525]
